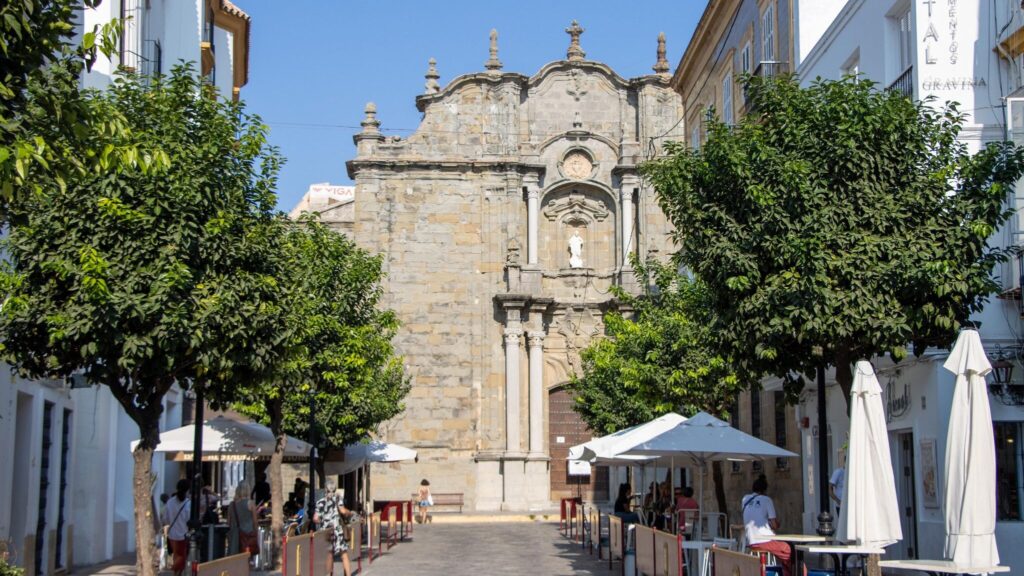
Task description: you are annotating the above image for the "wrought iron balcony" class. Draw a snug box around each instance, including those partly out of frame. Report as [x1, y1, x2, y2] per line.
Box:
[888, 66, 914, 99]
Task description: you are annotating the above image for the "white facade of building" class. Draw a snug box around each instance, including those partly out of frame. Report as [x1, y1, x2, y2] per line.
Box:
[794, 0, 1024, 570]
[0, 2, 251, 573]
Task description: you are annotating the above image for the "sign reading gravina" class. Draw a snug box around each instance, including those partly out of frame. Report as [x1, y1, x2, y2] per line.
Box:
[920, 76, 988, 91]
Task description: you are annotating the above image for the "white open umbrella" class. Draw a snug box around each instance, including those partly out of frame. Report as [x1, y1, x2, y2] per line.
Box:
[570, 412, 686, 465]
[942, 330, 999, 566]
[131, 415, 311, 459]
[620, 411, 797, 521]
[327, 440, 418, 475]
[836, 361, 902, 547]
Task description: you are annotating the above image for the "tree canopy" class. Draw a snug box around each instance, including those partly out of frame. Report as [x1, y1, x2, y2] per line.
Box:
[643, 75, 1024, 400]
[0, 65, 285, 576]
[569, 257, 743, 434]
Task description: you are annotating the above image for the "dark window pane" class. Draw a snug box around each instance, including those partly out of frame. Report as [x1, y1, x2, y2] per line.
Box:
[995, 422, 1021, 521]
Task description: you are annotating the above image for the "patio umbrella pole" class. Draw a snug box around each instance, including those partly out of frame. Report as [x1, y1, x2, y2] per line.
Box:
[188, 390, 204, 569]
[816, 364, 834, 537]
[307, 393, 317, 533]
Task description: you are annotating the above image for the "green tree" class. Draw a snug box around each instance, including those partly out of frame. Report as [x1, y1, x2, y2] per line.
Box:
[234, 217, 409, 561]
[1, 0, 130, 213]
[568, 257, 744, 515]
[0, 66, 284, 576]
[644, 75, 1024, 405]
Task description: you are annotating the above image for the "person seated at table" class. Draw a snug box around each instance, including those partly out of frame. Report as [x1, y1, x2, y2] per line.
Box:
[653, 482, 673, 531]
[613, 482, 640, 524]
[676, 486, 698, 512]
[742, 474, 791, 576]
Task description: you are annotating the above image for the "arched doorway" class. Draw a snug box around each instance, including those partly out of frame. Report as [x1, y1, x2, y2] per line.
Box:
[548, 385, 609, 502]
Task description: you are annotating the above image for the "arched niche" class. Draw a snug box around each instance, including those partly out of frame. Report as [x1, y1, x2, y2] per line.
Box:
[539, 184, 617, 272]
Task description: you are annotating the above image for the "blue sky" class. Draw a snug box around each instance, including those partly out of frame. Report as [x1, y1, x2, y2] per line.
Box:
[238, 1, 708, 211]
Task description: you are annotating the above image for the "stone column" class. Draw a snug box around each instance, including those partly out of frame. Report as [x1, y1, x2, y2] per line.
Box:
[504, 326, 523, 454]
[620, 175, 638, 260]
[526, 179, 540, 265]
[527, 331, 546, 455]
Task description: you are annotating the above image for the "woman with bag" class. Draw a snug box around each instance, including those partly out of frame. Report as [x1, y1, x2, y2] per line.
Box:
[228, 481, 259, 557]
[417, 478, 432, 524]
[162, 479, 191, 576]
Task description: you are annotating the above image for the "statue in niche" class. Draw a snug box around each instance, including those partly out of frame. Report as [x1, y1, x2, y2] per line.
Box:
[568, 230, 584, 268]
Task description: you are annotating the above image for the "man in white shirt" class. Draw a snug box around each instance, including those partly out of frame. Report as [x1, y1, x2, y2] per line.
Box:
[830, 466, 845, 515]
[742, 474, 791, 576]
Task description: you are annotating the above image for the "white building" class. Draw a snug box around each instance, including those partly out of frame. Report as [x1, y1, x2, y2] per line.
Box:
[794, 0, 1024, 569]
[288, 183, 356, 234]
[0, 2, 252, 573]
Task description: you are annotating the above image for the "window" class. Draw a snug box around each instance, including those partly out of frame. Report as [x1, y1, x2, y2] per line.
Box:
[690, 125, 700, 150]
[995, 422, 1022, 521]
[896, 7, 913, 73]
[761, 4, 776, 62]
[742, 42, 752, 74]
[722, 74, 734, 125]
[842, 50, 860, 80]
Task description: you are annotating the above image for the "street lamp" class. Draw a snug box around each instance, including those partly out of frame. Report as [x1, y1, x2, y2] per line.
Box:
[989, 351, 1024, 405]
[187, 389, 204, 572]
[815, 364, 834, 537]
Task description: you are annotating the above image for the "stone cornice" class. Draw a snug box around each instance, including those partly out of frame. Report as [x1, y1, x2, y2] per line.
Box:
[415, 71, 530, 112]
[346, 158, 546, 179]
[671, 0, 742, 98]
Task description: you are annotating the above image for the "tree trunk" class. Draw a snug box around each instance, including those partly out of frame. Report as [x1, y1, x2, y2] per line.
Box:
[866, 553, 882, 576]
[131, 420, 160, 576]
[268, 397, 285, 569]
[711, 461, 728, 519]
[834, 346, 854, 414]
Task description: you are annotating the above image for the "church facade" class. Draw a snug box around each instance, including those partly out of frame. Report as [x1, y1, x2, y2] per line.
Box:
[346, 23, 683, 510]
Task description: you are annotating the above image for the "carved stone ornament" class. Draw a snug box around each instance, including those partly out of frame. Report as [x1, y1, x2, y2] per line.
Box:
[543, 190, 610, 223]
[561, 150, 593, 180]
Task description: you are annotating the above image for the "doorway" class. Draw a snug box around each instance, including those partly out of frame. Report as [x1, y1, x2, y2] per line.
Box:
[889, 430, 919, 559]
[548, 386, 608, 502]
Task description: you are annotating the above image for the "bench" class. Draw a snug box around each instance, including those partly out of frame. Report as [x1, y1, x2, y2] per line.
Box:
[410, 492, 464, 513]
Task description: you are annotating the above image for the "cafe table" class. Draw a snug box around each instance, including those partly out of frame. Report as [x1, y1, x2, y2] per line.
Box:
[772, 534, 829, 574]
[879, 559, 1009, 576]
[795, 544, 884, 576]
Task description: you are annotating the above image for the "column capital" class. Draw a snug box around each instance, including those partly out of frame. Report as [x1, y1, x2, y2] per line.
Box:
[526, 187, 541, 200]
[526, 331, 546, 348]
[504, 327, 523, 344]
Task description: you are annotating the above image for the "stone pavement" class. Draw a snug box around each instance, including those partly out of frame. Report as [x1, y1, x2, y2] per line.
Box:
[68, 521, 607, 575]
[361, 521, 606, 575]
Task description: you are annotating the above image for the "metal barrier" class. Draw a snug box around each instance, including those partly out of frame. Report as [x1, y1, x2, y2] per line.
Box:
[195, 552, 250, 576]
[588, 506, 601, 557]
[281, 531, 332, 576]
[712, 547, 765, 576]
[608, 514, 625, 576]
[367, 513, 381, 563]
[635, 526, 683, 576]
[349, 516, 363, 574]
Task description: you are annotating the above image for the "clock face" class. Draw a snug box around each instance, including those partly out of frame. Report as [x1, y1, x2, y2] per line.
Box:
[562, 151, 593, 180]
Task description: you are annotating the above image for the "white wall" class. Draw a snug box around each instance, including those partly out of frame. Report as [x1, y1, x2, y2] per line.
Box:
[213, 27, 233, 98]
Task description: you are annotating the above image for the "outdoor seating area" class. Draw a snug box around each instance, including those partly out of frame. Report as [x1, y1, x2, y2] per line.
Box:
[563, 333, 1012, 576]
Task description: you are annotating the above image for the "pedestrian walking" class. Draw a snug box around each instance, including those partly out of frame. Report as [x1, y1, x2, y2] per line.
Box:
[228, 481, 259, 557]
[162, 479, 190, 576]
[417, 479, 433, 524]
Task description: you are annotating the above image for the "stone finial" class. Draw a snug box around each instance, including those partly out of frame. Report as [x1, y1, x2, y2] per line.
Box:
[360, 102, 381, 135]
[485, 29, 503, 72]
[424, 58, 440, 94]
[653, 32, 670, 74]
[565, 20, 586, 61]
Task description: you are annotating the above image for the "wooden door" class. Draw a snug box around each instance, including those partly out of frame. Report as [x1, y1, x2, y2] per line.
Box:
[548, 386, 608, 502]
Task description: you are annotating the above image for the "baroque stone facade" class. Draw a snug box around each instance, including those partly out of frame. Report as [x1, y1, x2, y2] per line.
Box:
[345, 23, 683, 511]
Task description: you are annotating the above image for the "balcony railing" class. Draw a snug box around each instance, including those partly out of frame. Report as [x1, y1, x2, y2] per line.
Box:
[753, 60, 789, 79]
[888, 66, 914, 99]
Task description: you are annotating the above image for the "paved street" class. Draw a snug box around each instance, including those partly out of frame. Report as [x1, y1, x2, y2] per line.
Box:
[361, 522, 606, 576]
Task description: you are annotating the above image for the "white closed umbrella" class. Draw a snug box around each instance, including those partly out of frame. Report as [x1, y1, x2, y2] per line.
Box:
[942, 329, 999, 566]
[131, 415, 311, 459]
[835, 361, 902, 547]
